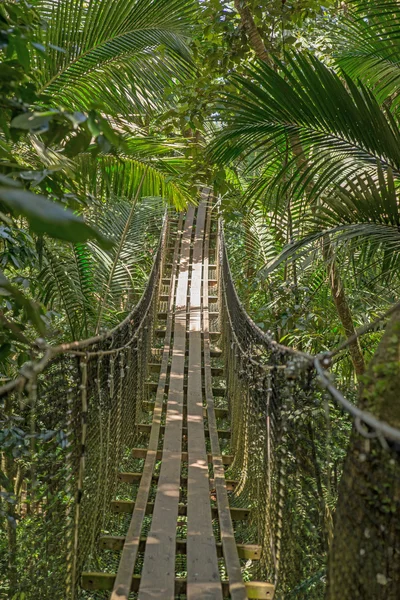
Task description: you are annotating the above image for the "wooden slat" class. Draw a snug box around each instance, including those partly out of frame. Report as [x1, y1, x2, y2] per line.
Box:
[164, 262, 217, 268]
[110, 215, 184, 600]
[147, 364, 224, 377]
[138, 423, 231, 439]
[186, 199, 222, 599]
[117, 472, 238, 490]
[203, 210, 248, 600]
[159, 294, 218, 302]
[145, 381, 226, 396]
[154, 329, 221, 339]
[151, 348, 222, 359]
[138, 207, 195, 600]
[131, 448, 233, 464]
[110, 500, 250, 521]
[100, 537, 260, 559]
[141, 401, 228, 419]
[158, 311, 219, 319]
[82, 574, 274, 598]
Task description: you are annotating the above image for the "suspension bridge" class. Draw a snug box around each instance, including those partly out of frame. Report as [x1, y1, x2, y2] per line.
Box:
[1, 194, 399, 600]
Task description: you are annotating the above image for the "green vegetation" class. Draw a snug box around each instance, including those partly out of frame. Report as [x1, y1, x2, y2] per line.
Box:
[1, 0, 400, 598]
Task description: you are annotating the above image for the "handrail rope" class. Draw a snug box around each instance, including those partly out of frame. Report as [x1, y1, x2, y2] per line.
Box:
[218, 215, 400, 445]
[219, 219, 313, 363]
[212, 190, 399, 364]
[0, 211, 169, 398]
[314, 358, 400, 445]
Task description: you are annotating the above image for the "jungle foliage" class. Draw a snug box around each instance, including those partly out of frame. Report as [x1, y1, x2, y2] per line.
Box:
[1, 0, 400, 599]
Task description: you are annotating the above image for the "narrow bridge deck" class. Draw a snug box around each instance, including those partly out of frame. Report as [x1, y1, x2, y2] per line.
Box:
[81, 200, 274, 599]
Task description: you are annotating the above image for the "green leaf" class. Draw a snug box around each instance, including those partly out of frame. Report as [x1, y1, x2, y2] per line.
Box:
[64, 128, 92, 157]
[0, 269, 45, 335]
[0, 187, 114, 248]
[11, 111, 56, 132]
[14, 36, 30, 72]
[87, 113, 101, 137]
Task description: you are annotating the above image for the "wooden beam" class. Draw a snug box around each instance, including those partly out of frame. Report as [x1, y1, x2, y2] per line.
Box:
[99, 536, 261, 560]
[109, 214, 184, 600]
[131, 448, 233, 465]
[145, 381, 226, 397]
[186, 199, 222, 599]
[203, 210, 248, 599]
[118, 472, 238, 490]
[81, 574, 275, 598]
[141, 401, 228, 419]
[138, 423, 231, 439]
[147, 363, 224, 377]
[111, 500, 250, 521]
[138, 206, 195, 600]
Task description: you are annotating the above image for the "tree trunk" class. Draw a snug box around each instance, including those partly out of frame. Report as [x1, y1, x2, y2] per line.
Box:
[327, 308, 400, 599]
[233, 1, 271, 64]
[322, 238, 365, 376]
[232, 2, 365, 375]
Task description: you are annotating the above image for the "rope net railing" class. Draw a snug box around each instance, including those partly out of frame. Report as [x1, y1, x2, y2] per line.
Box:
[218, 220, 400, 600]
[0, 214, 169, 600]
[1, 204, 400, 600]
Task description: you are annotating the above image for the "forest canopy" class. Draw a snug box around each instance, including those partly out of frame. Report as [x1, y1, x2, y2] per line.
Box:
[1, 1, 400, 599]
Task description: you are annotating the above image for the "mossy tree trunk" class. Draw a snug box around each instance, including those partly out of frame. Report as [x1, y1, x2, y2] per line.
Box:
[327, 308, 400, 599]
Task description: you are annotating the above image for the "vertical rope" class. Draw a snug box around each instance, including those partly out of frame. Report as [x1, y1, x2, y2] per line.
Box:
[70, 356, 88, 599]
[65, 382, 75, 599]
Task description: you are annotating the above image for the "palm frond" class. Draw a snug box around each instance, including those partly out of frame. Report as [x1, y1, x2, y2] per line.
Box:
[40, 196, 165, 339]
[263, 168, 400, 277]
[35, 0, 196, 114]
[75, 152, 190, 210]
[336, 1, 400, 111]
[89, 196, 165, 329]
[39, 243, 96, 339]
[210, 53, 400, 203]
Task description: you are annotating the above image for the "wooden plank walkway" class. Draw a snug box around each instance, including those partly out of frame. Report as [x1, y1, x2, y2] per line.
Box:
[110, 214, 184, 600]
[81, 202, 275, 600]
[138, 206, 195, 599]
[186, 200, 222, 599]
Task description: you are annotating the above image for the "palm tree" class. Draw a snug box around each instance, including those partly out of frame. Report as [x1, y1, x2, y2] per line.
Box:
[0, 0, 197, 341]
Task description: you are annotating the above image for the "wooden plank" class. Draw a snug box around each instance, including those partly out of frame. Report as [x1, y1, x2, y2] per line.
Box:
[82, 574, 274, 598]
[164, 262, 217, 268]
[142, 400, 228, 419]
[186, 199, 222, 599]
[147, 364, 224, 377]
[158, 311, 219, 319]
[138, 423, 231, 439]
[110, 215, 184, 600]
[118, 471, 238, 490]
[151, 348, 222, 358]
[159, 294, 218, 302]
[100, 536, 260, 559]
[111, 500, 250, 520]
[138, 207, 195, 600]
[203, 210, 248, 600]
[145, 381, 225, 396]
[154, 329, 221, 339]
[131, 448, 234, 465]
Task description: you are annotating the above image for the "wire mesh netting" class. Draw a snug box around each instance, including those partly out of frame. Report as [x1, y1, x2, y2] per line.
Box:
[220, 222, 347, 599]
[2, 209, 400, 600]
[0, 215, 169, 600]
[219, 218, 400, 600]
